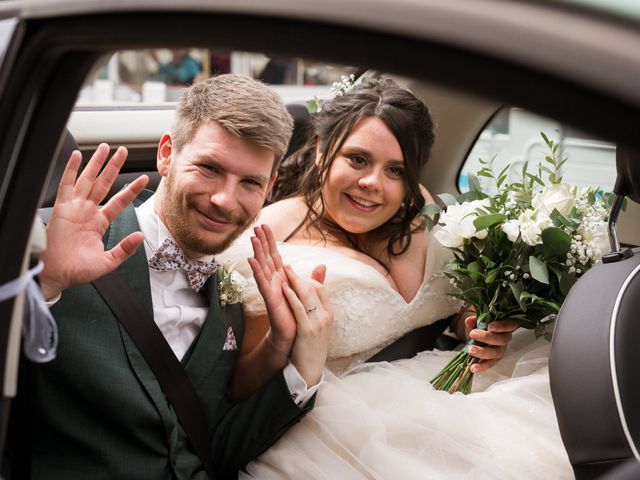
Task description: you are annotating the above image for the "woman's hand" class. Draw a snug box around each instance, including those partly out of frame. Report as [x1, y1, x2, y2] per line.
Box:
[463, 315, 519, 373]
[281, 265, 333, 387]
[248, 224, 326, 356]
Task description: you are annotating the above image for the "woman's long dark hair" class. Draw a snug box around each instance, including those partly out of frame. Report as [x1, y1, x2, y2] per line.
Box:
[273, 77, 435, 263]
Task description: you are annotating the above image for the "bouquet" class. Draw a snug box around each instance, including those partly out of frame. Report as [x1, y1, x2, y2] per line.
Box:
[423, 133, 614, 394]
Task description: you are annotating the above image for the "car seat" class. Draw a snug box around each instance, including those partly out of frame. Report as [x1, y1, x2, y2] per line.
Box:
[549, 146, 640, 479]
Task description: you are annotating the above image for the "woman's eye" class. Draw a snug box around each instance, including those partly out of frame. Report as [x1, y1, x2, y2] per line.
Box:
[387, 166, 404, 177]
[349, 155, 367, 166]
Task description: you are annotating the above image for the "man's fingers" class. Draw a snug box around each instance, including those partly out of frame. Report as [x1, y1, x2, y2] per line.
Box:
[100, 175, 149, 223]
[88, 146, 129, 204]
[75, 143, 111, 198]
[311, 264, 326, 284]
[106, 231, 144, 268]
[56, 150, 83, 204]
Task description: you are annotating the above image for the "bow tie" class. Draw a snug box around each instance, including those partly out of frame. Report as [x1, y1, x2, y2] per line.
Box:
[148, 238, 218, 293]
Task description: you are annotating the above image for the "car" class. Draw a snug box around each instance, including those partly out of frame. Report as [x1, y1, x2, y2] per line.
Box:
[1, 0, 640, 478]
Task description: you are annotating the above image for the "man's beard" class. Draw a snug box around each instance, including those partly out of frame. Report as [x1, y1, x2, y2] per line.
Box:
[162, 177, 256, 256]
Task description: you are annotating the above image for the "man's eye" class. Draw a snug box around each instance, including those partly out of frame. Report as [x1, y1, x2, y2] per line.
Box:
[242, 179, 263, 188]
[201, 164, 218, 173]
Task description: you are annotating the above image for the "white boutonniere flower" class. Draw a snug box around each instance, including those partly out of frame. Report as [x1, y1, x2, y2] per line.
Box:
[217, 263, 247, 307]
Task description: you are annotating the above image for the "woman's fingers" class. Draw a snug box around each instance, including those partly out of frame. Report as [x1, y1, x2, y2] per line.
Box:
[471, 359, 497, 374]
[283, 265, 321, 328]
[254, 226, 278, 273]
[468, 328, 513, 347]
[311, 264, 327, 284]
[261, 224, 285, 271]
[488, 320, 519, 333]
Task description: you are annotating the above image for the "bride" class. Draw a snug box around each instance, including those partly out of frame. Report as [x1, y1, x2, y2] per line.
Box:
[218, 77, 573, 479]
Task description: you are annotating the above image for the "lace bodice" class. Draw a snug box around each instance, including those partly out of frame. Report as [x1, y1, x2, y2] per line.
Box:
[217, 229, 462, 371]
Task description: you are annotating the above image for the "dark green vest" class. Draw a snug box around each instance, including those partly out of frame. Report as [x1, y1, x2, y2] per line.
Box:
[29, 194, 310, 480]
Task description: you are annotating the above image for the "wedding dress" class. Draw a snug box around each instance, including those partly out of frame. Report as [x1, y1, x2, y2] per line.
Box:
[218, 230, 574, 480]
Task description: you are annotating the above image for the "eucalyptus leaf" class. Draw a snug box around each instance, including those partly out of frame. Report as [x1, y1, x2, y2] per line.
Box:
[509, 282, 527, 311]
[467, 261, 481, 282]
[529, 256, 549, 284]
[438, 193, 458, 206]
[473, 213, 507, 231]
[468, 173, 482, 193]
[541, 227, 571, 259]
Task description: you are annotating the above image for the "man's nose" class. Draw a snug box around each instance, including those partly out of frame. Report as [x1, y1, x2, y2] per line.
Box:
[209, 179, 237, 210]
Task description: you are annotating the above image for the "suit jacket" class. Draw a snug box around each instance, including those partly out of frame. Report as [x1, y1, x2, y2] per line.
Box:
[28, 191, 312, 480]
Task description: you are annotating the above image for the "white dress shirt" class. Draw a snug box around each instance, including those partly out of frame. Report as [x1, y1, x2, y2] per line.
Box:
[135, 195, 318, 405]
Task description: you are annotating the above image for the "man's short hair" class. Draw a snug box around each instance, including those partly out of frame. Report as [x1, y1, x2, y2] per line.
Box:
[172, 74, 294, 171]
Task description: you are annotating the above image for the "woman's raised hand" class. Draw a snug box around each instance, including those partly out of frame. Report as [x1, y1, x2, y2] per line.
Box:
[39, 144, 148, 300]
[249, 225, 327, 353]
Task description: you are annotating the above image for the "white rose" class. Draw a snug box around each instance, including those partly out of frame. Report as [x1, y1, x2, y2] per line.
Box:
[535, 213, 553, 231]
[518, 209, 543, 246]
[579, 220, 610, 257]
[532, 184, 577, 217]
[434, 199, 490, 248]
[501, 219, 520, 242]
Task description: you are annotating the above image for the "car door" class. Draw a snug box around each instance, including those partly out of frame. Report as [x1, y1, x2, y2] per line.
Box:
[2, 1, 640, 473]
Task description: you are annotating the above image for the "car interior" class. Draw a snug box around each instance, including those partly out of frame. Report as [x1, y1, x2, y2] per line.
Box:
[2, 4, 640, 479]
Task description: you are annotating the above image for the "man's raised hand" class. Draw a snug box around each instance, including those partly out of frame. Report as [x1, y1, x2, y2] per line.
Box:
[40, 144, 148, 300]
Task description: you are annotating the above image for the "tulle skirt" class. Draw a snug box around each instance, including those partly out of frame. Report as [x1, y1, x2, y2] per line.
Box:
[240, 330, 574, 479]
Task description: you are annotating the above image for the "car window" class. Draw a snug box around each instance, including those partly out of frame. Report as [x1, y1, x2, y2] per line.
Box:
[77, 49, 355, 106]
[459, 106, 616, 193]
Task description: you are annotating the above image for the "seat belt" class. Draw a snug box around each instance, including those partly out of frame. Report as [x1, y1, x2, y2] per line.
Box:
[92, 271, 216, 480]
[366, 315, 456, 363]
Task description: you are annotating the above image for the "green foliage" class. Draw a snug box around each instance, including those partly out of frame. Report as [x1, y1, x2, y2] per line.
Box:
[431, 132, 611, 334]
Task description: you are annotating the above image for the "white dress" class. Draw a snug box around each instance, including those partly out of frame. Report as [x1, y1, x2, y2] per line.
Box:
[217, 230, 574, 480]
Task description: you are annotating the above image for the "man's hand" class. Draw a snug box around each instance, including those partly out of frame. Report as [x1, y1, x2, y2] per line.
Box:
[464, 315, 519, 373]
[248, 224, 325, 356]
[40, 144, 149, 300]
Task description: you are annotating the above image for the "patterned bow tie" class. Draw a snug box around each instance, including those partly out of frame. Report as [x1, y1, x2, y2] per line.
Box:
[148, 238, 218, 292]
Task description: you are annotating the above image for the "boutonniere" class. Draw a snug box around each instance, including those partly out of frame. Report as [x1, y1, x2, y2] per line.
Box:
[217, 263, 247, 308]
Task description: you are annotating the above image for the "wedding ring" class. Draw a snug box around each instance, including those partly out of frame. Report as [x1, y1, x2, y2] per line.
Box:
[305, 306, 317, 314]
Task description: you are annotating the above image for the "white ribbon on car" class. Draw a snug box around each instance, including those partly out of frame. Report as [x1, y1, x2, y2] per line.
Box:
[0, 260, 57, 362]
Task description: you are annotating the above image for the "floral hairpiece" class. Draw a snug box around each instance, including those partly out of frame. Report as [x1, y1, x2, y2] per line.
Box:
[307, 74, 361, 114]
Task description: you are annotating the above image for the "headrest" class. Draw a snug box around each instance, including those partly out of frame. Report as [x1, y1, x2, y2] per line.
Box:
[614, 146, 640, 203]
[42, 128, 78, 207]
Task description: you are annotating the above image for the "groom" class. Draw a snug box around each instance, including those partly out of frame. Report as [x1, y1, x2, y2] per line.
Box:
[29, 74, 332, 479]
